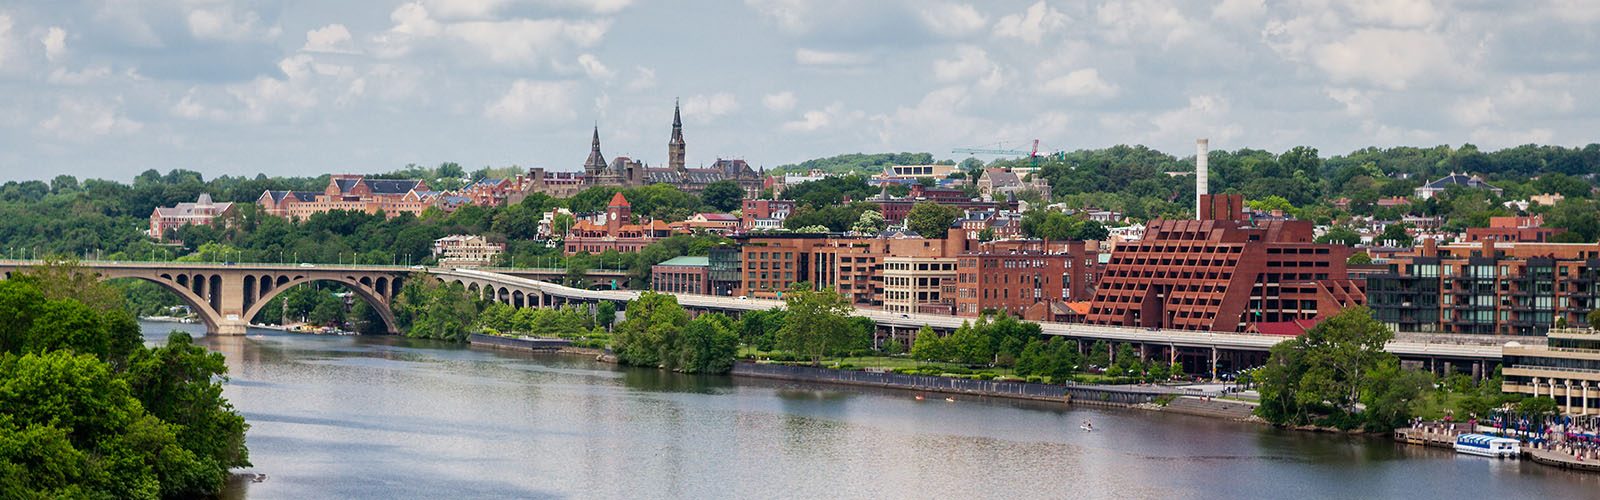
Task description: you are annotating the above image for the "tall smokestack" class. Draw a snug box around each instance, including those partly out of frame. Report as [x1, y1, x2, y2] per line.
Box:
[1195, 138, 1209, 219]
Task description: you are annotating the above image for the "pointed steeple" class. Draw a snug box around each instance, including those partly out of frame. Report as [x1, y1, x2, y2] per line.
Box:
[585, 125, 607, 175]
[668, 98, 686, 171]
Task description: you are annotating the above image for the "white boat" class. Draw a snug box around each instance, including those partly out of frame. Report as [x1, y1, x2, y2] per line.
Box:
[1454, 434, 1520, 458]
[1080, 425, 1093, 432]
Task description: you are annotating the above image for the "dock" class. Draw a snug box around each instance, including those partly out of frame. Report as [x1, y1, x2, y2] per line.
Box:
[1393, 422, 1475, 449]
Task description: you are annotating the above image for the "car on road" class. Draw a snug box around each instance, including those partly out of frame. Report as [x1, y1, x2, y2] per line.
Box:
[737, 296, 748, 300]
[298, 263, 315, 268]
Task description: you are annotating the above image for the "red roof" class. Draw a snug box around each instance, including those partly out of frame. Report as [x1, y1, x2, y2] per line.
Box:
[608, 192, 630, 207]
[1248, 318, 1321, 336]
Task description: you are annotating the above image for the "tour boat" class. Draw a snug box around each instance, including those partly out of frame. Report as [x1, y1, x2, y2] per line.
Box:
[1454, 434, 1520, 458]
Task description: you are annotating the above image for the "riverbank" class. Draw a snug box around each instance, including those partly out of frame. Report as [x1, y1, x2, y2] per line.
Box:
[731, 362, 1188, 407]
[467, 333, 606, 357]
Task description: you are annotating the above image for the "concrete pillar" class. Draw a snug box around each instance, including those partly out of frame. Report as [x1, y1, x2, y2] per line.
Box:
[1584, 383, 1590, 416]
[1568, 380, 1576, 415]
[1532, 377, 1540, 398]
[1210, 346, 1218, 382]
[1169, 344, 1177, 365]
[1473, 361, 1482, 381]
[1139, 343, 1148, 361]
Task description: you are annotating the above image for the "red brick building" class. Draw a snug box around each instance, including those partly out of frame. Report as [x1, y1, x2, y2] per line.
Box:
[740, 199, 795, 231]
[953, 240, 1100, 318]
[563, 193, 671, 254]
[258, 175, 432, 219]
[1464, 215, 1565, 243]
[149, 193, 236, 241]
[1084, 194, 1365, 333]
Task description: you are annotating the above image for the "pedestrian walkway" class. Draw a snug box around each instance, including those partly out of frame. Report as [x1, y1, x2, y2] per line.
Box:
[1161, 395, 1257, 420]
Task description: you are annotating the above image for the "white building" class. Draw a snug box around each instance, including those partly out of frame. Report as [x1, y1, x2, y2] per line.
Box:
[433, 235, 505, 268]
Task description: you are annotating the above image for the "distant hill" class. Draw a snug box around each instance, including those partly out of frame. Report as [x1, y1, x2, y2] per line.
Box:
[773, 153, 952, 175]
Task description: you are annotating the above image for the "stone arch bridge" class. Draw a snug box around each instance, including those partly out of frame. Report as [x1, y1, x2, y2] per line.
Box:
[0, 260, 410, 335]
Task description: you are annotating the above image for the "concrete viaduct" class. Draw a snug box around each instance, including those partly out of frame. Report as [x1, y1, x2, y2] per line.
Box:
[0, 260, 1504, 376]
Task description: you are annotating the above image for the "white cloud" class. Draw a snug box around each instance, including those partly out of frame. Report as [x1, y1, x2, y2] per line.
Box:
[932, 45, 992, 82]
[783, 102, 858, 132]
[1343, 0, 1438, 28]
[376, 3, 609, 67]
[743, 0, 820, 34]
[681, 93, 739, 124]
[625, 66, 655, 91]
[1323, 87, 1374, 117]
[993, 1, 1066, 44]
[1039, 68, 1118, 98]
[763, 91, 796, 112]
[48, 65, 113, 85]
[187, 7, 278, 42]
[428, 0, 632, 18]
[38, 97, 143, 139]
[41, 26, 66, 63]
[303, 24, 358, 54]
[1313, 29, 1459, 90]
[0, 14, 13, 69]
[795, 48, 870, 66]
[1451, 96, 1496, 127]
[1148, 94, 1241, 146]
[1470, 127, 1554, 148]
[577, 53, 612, 80]
[1096, 0, 1194, 48]
[1212, 0, 1264, 23]
[919, 2, 987, 36]
[484, 79, 577, 123]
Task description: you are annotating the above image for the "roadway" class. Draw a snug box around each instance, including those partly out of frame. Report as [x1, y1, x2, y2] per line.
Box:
[441, 269, 1504, 362]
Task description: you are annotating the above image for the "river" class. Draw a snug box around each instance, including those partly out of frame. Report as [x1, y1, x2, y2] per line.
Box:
[140, 322, 1598, 499]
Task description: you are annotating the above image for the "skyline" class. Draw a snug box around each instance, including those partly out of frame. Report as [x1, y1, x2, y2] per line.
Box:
[1, 0, 1597, 181]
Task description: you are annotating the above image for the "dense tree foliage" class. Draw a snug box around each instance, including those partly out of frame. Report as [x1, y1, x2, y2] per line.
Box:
[905, 202, 962, 238]
[776, 285, 865, 365]
[393, 275, 477, 342]
[773, 152, 942, 176]
[0, 267, 248, 498]
[1255, 306, 1431, 431]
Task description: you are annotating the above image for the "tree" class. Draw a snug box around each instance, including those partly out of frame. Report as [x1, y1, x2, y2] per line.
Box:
[595, 301, 617, 330]
[612, 292, 689, 368]
[701, 180, 745, 212]
[851, 209, 886, 234]
[904, 201, 961, 238]
[776, 285, 859, 365]
[1518, 396, 1560, 417]
[677, 313, 739, 374]
[1587, 308, 1600, 330]
[910, 326, 945, 363]
[394, 275, 477, 342]
[1347, 252, 1373, 265]
[1377, 223, 1413, 247]
[1317, 226, 1362, 246]
[1254, 306, 1407, 429]
[946, 321, 992, 365]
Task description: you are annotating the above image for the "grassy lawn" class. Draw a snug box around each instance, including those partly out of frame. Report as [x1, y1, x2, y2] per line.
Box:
[1412, 391, 1471, 421]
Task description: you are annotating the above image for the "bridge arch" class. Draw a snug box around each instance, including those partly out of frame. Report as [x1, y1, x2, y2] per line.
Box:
[105, 275, 226, 334]
[242, 276, 401, 334]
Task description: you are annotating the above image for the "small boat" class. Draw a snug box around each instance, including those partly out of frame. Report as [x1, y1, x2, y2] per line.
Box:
[944, 397, 956, 402]
[252, 473, 267, 483]
[914, 394, 925, 401]
[1080, 420, 1094, 432]
[1454, 434, 1520, 458]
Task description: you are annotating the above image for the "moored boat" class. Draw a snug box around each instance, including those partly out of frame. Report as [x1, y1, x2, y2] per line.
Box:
[1454, 434, 1520, 459]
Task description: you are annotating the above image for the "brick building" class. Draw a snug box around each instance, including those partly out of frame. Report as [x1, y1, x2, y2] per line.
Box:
[954, 240, 1100, 318]
[651, 256, 711, 295]
[1084, 194, 1366, 333]
[1464, 215, 1565, 243]
[1367, 239, 1600, 335]
[563, 193, 671, 254]
[432, 234, 504, 268]
[258, 175, 432, 219]
[740, 199, 795, 232]
[148, 193, 235, 240]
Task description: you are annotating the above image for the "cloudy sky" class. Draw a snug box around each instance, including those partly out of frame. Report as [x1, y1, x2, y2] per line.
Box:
[1, 0, 1596, 181]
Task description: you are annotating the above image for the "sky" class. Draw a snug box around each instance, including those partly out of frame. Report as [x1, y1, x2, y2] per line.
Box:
[0, 0, 1597, 182]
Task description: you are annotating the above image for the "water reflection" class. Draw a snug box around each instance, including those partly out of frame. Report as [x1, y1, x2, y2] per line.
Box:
[137, 322, 1600, 499]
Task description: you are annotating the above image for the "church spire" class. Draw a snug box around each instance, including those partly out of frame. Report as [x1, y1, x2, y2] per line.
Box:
[668, 98, 686, 171]
[585, 125, 607, 175]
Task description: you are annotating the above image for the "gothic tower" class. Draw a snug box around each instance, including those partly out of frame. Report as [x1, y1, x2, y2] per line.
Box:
[584, 126, 607, 176]
[668, 98, 686, 171]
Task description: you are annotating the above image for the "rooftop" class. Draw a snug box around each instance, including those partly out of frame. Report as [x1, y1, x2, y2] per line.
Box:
[657, 256, 709, 267]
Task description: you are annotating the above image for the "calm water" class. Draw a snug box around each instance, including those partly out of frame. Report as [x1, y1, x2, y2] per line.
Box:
[141, 322, 1597, 499]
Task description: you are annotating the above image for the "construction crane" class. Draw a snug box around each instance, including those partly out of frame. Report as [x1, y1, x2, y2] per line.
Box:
[954, 140, 1055, 165]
